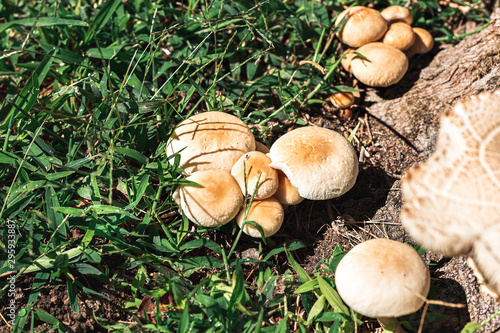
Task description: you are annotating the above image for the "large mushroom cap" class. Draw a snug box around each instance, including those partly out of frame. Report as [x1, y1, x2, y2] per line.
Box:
[231, 151, 279, 200]
[335, 238, 430, 319]
[401, 91, 500, 256]
[351, 42, 409, 87]
[167, 111, 255, 175]
[335, 6, 388, 48]
[236, 197, 284, 238]
[470, 223, 500, 299]
[268, 126, 358, 200]
[173, 170, 244, 227]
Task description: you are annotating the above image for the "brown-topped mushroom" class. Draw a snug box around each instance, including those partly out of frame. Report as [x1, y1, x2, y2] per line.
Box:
[167, 111, 255, 174]
[335, 6, 388, 48]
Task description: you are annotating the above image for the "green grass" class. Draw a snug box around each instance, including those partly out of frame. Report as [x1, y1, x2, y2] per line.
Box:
[0, 0, 494, 332]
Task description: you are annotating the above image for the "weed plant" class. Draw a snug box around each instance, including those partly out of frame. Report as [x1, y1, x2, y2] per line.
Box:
[0, 0, 494, 332]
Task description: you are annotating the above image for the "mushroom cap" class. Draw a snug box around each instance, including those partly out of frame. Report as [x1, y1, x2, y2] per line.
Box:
[381, 22, 416, 51]
[380, 6, 414, 25]
[167, 111, 255, 174]
[335, 238, 431, 318]
[401, 91, 500, 256]
[268, 126, 358, 200]
[330, 91, 355, 109]
[231, 151, 279, 200]
[351, 42, 409, 87]
[335, 6, 388, 48]
[273, 170, 305, 205]
[236, 197, 284, 238]
[405, 27, 434, 58]
[255, 141, 270, 154]
[340, 48, 357, 73]
[470, 224, 500, 299]
[173, 170, 244, 227]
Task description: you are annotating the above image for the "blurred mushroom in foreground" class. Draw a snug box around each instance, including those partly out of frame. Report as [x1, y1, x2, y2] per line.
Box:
[401, 91, 500, 298]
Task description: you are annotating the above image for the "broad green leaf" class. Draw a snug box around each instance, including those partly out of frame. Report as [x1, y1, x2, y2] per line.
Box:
[317, 277, 349, 315]
[306, 294, 326, 325]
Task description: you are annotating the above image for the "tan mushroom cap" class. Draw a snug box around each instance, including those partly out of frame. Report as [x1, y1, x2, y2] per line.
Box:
[470, 224, 500, 299]
[173, 170, 244, 227]
[381, 22, 416, 51]
[351, 42, 409, 87]
[401, 91, 500, 257]
[231, 151, 279, 200]
[273, 170, 305, 206]
[335, 6, 388, 48]
[340, 48, 357, 73]
[405, 27, 434, 58]
[380, 5, 414, 25]
[236, 197, 284, 238]
[166, 111, 255, 175]
[255, 141, 270, 154]
[330, 91, 355, 109]
[335, 238, 431, 319]
[268, 126, 358, 200]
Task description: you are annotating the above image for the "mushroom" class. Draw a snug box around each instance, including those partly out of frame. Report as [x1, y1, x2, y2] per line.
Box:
[268, 126, 358, 200]
[405, 27, 434, 59]
[350, 42, 409, 87]
[255, 141, 270, 154]
[231, 151, 279, 200]
[381, 22, 416, 51]
[469, 223, 500, 299]
[236, 197, 284, 238]
[173, 170, 244, 227]
[166, 111, 255, 175]
[330, 91, 355, 109]
[340, 48, 357, 73]
[335, 238, 431, 330]
[335, 6, 388, 48]
[380, 5, 414, 25]
[401, 91, 500, 257]
[273, 170, 305, 206]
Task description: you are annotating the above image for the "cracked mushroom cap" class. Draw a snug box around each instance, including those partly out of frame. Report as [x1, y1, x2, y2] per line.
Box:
[236, 197, 284, 238]
[335, 238, 431, 319]
[401, 91, 500, 257]
[173, 170, 244, 227]
[335, 6, 388, 48]
[231, 151, 279, 200]
[380, 5, 413, 25]
[351, 42, 409, 87]
[381, 22, 416, 51]
[268, 126, 358, 200]
[167, 111, 255, 175]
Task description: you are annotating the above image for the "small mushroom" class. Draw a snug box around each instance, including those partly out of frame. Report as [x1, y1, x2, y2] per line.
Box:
[380, 5, 414, 25]
[335, 6, 388, 48]
[236, 197, 284, 238]
[351, 42, 409, 87]
[381, 22, 416, 51]
[335, 238, 430, 330]
[405, 27, 434, 59]
[231, 151, 279, 200]
[173, 170, 244, 227]
[273, 170, 305, 206]
[254, 141, 270, 154]
[330, 91, 355, 109]
[268, 126, 358, 200]
[401, 91, 500, 257]
[340, 48, 357, 73]
[167, 111, 255, 174]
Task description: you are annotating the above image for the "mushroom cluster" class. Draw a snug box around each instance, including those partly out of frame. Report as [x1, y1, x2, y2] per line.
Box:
[336, 5, 434, 87]
[401, 91, 500, 299]
[168, 112, 359, 238]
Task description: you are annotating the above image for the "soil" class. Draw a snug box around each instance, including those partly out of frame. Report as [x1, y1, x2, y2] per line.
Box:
[2, 5, 500, 333]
